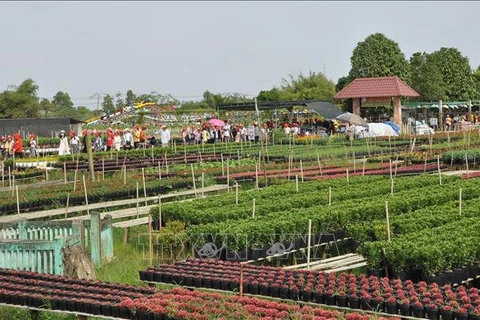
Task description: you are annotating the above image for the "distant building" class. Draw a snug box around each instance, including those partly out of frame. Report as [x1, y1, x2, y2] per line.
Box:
[0, 117, 84, 138]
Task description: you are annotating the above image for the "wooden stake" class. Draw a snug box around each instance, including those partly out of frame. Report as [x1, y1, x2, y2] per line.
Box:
[8, 166, 12, 189]
[465, 153, 470, 178]
[300, 160, 304, 182]
[64, 163, 67, 184]
[389, 159, 393, 180]
[353, 151, 356, 173]
[252, 198, 256, 218]
[385, 201, 391, 242]
[191, 164, 197, 197]
[148, 214, 153, 266]
[123, 165, 127, 185]
[295, 175, 299, 192]
[164, 152, 168, 173]
[226, 159, 230, 190]
[158, 195, 162, 230]
[391, 178, 394, 195]
[158, 161, 161, 180]
[221, 154, 224, 176]
[136, 182, 139, 218]
[184, 146, 187, 164]
[437, 155, 442, 185]
[16, 185, 20, 215]
[151, 146, 154, 163]
[307, 219, 312, 271]
[65, 193, 70, 219]
[73, 170, 78, 192]
[255, 164, 259, 189]
[459, 188, 462, 216]
[316, 152, 322, 176]
[142, 168, 147, 206]
[235, 183, 239, 205]
[346, 168, 349, 184]
[329, 187, 332, 207]
[362, 157, 366, 176]
[424, 155, 427, 173]
[101, 159, 105, 181]
[201, 172, 205, 197]
[83, 175, 89, 215]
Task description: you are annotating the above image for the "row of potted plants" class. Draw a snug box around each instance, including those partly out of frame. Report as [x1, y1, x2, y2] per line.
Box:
[141, 259, 480, 319]
[0, 267, 401, 320]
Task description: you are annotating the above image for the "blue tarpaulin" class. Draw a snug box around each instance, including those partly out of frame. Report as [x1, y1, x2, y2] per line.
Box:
[384, 121, 400, 135]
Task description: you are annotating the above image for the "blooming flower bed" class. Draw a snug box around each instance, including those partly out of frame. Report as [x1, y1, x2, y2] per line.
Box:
[142, 259, 480, 319]
[0, 267, 400, 320]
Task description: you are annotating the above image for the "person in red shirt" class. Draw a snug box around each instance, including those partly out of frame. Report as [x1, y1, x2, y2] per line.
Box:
[12, 132, 24, 158]
[106, 128, 115, 151]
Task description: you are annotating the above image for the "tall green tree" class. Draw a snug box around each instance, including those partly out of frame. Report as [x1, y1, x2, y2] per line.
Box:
[52, 91, 74, 109]
[125, 89, 136, 107]
[428, 47, 476, 100]
[473, 66, 480, 99]
[0, 78, 40, 118]
[257, 88, 282, 101]
[348, 33, 411, 83]
[115, 92, 125, 111]
[409, 52, 445, 101]
[278, 71, 336, 101]
[102, 94, 115, 116]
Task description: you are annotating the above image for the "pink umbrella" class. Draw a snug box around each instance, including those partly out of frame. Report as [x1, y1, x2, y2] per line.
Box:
[208, 119, 226, 127]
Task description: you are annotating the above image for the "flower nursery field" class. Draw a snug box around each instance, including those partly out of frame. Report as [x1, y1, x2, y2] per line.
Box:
[3, 131, 480, 320]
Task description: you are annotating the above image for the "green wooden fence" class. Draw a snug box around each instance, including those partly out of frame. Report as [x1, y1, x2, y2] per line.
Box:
[0, 213, 113, 274]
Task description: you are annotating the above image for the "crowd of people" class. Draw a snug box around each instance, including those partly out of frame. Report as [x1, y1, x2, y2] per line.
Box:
[0, 133, 26, 159]
[180, 121, 268, 145]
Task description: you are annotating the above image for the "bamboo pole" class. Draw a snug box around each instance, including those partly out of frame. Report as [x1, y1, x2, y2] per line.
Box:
[389, 159, 393, 180]
[213, 144, 216, 157]
[226, 159, 230, 191]
[16, 185, 20, 215]
[353, 151, 356, 173]
[158, 161, 162, 180]
[184, 146, 187, 164]
[385, 201, 391, 242]
[362, 157, 366, 176]
[221, 154, 224, 176]
[191, 164, 197, 198]
[465, 153, 470, 178]
[255, 164, 259, 189]
[83, 175, 89, 215]
[459, 188, 462, 216]
[8, 166, 12, 189]
[300, 160, 304, 182]
[136, 182, 139, 218]
[142, 168, 147, 206]
[201, 172, 205, 197]
[102, 159, 105, 181]
[235, 183, 239, 205]
[65, 193, 70, 219]
[123, 165, 127, 185]
[151, 146, 154, 163]
[307, 219, 312, 271]
[424, 155, 427, 173]
[437, 155, 442, 185]
[316, 152, 322, 176]
[158, 195, 162, 230]
[295, 175, 299, 192]
[391, 178, 394, 195]
[148, 214, 153, 266]
[1, 162, 4, 188]
[64, 163, 67, 184]
[164, 152, 168, 173]
[329, 187, 332, 207]
[252, 198, 256, 218]
[346, 168, 349, 184]
[73, 170, 78, 192]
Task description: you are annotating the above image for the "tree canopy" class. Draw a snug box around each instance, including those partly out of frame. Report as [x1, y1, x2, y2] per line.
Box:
[348, 33, 411, 83]
[0, 79, 40, 118]
[257, 71, 336, 102]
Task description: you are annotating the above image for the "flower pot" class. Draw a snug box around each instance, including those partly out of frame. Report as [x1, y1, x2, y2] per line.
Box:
[456, 313, 469, 320]
[440, 310, 453, 320]
[385, 302, 398, 315]
[360, 298, 372, 311]
[146, 271, 155, 282]
[348, 297, 360, 309]
[67, 300, 76, 312]
[101, 304, 112, 317]
[211, 279, 220, 290]
[289, 289, 300, 300]
[185, 276, 194, 287]
[469, 314, 480, 320]
[337, 295, 347, 308]
[270, 286, 280, 298]
[412, 305, 425, 318]
[249, 283, 259, 295]
[203, 278, 212, 288]
[91, 303, 102, 315]
[301, 291, 312, 302]
[153, 272, 163, 283]
[325, 294, 336, 306]
[139, 271, 148, 281]
[371, 300, 384, 313]
[193, 278, 203, 288]
[260, 285, 269, 296]
[426, 307, 439, 320]
[279, 287, 289, 299]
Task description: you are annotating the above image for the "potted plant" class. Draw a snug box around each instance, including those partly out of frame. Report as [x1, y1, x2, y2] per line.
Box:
[456, 307, 469, 320]
[411, 301, 425, 318]
[348, 292, 360, 310]
[470, 306, 480, 320]
[385, 296, 398, 315]
[336, 289, 348, 308]
[425, 302, 439, 320]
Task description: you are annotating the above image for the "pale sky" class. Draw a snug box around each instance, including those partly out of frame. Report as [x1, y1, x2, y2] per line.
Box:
[1, 1, 479, 108]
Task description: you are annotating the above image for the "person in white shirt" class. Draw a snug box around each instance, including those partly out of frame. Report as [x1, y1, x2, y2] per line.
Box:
[113, 130, 122, 151]
[58, 130, 71, 156]
[160, 125, 171, 147]
[123, 128, 133, 150]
